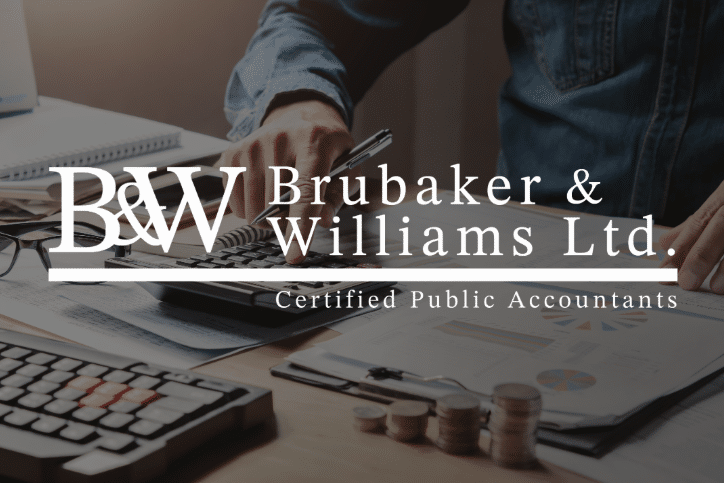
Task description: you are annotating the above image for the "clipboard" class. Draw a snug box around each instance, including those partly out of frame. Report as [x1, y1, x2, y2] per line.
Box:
[271, 361, 724, 457]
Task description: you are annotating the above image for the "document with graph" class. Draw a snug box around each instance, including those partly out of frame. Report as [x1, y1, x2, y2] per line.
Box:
[291, 283, 724, 428]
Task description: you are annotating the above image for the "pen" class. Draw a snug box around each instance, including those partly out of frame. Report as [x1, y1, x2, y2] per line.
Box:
[251, 129, 393, 225]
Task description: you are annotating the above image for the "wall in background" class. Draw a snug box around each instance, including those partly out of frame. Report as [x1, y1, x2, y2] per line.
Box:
[24, 0, 265, 139]
[25, 0, 509, 191]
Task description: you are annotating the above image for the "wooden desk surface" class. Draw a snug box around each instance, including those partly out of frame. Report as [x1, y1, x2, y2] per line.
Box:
[0, 186, 596, 483]
[0, 316, 592, 483]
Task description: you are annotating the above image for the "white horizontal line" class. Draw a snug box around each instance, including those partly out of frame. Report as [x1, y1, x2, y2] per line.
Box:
[48, 268, 677, 283]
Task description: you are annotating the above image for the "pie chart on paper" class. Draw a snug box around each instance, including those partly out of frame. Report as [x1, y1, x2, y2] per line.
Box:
[540, 306, 649, 332]
[536, 369, 596, 392]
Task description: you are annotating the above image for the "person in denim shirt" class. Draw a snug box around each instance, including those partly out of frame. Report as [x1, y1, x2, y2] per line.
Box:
[220, 0, 723, 293]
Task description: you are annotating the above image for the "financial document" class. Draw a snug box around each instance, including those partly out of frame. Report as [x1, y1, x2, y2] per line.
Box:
[295, 283, 724, 428]
[0, 251, 373, 368]
[64, 283, 375, 350]
[539, 372, 724, 483]
[0, 282, 222, 369]
[332, 197, 724, 326]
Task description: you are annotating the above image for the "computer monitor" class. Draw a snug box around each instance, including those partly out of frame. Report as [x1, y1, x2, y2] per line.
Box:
[0, 0, 38, 114]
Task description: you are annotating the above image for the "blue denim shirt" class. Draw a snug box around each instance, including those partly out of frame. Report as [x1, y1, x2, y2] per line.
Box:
[225, 0, 721, 226]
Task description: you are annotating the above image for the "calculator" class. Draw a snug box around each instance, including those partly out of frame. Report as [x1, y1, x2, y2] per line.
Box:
[0, 328, 272, 482]
[105, 241, 396, 314]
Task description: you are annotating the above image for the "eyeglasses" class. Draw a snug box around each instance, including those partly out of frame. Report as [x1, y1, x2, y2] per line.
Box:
[0, 221, 130, 283]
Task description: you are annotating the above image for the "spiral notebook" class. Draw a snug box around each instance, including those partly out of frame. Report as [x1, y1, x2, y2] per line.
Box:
[0, 97, 182, 181]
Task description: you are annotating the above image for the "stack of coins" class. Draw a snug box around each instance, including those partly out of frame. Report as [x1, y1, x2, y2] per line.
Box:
[434, 393, 481, 454]
[488, 383, 542, 468]
[385, 400, 429, 442]
[352, 405, 387, 433]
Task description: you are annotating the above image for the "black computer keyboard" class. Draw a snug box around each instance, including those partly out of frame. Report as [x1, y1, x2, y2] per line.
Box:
[0, 328, 272, 483]
[106, 242, 396, 314]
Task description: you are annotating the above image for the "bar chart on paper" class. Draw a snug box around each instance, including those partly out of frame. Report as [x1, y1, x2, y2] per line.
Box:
[434, 320, 554, 353]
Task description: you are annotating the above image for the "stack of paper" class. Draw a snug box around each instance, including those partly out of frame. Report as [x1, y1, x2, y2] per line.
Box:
[0, 250, 376, 369]
[287, 282, 724, 429]
[0, 97, 229, 222]
[538, 371, 724, 483]
[285, 201, 724, 435]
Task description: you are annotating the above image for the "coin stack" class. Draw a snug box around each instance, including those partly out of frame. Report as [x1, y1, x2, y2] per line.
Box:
[434, 393, 481, 454]
[385, 400, 429, 442]
[352, 405, 387, 433]
[488, 383, 542, 468]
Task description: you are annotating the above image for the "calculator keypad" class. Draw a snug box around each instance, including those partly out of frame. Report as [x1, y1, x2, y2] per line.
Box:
[176, 242, 366, 270]
[0, 343, 248, 452]
[174, 242, 381, 297]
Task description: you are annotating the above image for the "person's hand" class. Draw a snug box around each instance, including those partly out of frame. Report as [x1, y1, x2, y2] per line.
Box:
[219, 100, 357, 263]
[659, 181, 724, 292]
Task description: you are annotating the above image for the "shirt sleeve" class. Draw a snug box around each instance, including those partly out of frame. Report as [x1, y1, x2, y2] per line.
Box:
[224, 0, 471, 141]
